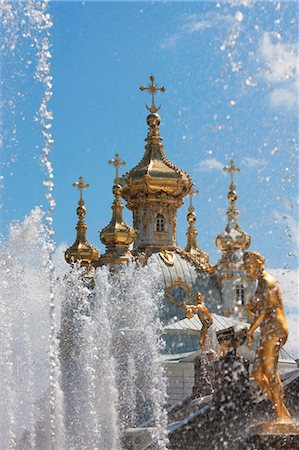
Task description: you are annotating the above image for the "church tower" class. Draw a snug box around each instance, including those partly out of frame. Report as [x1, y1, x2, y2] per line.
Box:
[120, 75, 193, 253]
[215, 161, 255, 318]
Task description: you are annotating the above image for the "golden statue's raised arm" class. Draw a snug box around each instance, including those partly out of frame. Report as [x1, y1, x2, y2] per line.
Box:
[244, 251, 291, 421]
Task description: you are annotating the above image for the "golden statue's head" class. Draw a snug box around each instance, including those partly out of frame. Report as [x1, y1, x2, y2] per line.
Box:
[244, 251, 265, 280]
[194, 292, 204, 305]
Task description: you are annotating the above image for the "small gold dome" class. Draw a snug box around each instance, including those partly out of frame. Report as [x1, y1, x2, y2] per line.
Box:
[216, 225, 251, 253]
[65, 238, 99, 268]
[99, 180, 137, 265]
[187, 210, 196, 224]
[227, 190, 237, 203]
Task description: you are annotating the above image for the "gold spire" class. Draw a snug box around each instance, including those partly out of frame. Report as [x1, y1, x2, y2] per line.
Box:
[140, 74, 166, 113]
[216, 161, 251, 258]
[65, 176, 99, 268]
[99, 154, 137, 266]
[185, 187, 209, 265]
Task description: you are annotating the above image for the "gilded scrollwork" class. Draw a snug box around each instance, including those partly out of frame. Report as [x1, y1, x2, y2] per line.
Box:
[165, 277, 192, 307]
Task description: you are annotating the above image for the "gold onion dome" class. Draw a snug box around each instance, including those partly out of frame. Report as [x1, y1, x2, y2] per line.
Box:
[65, 176, 99, 267]
[120, 75, 193, 203]
[216, 161, 251, 253]
[99, 154, 137, 265]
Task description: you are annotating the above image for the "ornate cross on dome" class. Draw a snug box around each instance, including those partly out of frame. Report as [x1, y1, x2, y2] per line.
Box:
[223, 160, 240, 185]
[140, 75, 166, 113]
[108, 153, 126, 183]
[72, 176, 90, 203]
[189, 187, 199, 209]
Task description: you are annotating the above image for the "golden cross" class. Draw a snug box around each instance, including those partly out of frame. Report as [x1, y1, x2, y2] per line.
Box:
[72, 176, 90, 203]
[189, 187, 199, 209]
[223, 160, 240, 185]
[140, 75, 166, 113]
[108, 153, 126, 183]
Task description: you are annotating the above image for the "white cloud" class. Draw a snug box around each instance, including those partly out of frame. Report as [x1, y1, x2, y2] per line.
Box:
[159, 11, 239, 50]
[269, 87, 298, 110]
[270, 269, 299, 359]
[159, 34, 180, 49]
[182, 12, 236, 34]
[242, 157, 267, 168]
[196, 158, 224, 172]
[182, 17, 212, 33]
[258, 32, 298, 110]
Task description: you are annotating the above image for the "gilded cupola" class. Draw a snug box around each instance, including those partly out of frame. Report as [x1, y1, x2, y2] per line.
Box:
[216, 161, 251, 261]
[120, 75, 193, 252]
[65, 176, 99, 268]
[99, 153, 137, 266]
[121, 75, 192, 202]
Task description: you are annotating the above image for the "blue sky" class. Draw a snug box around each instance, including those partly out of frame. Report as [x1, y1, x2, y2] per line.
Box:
[1, 0, 298, 270]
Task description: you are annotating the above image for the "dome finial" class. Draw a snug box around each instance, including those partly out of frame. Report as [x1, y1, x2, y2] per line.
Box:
[140, 74, 166, 114]
[72, 176, 89, 205]
[65, 176, 99, 267]
[223, 160, 240, 205]
[108, 153, 126, 184]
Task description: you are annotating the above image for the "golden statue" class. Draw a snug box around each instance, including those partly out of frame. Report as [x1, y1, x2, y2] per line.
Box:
[244, 251, 291, 421]
[184, 293, 213, 349]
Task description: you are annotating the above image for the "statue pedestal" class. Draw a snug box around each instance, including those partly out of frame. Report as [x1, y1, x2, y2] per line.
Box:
[121, 427, 157, 450]
[192, 353, 215, 397]
[248, 421, 299, 450]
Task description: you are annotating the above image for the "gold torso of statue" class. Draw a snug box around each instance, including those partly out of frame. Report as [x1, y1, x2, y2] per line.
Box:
[184, 293, 213, 349]
[255, 272, 288, 342]
[244, 251, 291, 421]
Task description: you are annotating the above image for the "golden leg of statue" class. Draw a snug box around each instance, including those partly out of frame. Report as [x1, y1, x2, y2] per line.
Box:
[253, 337, 291, 421]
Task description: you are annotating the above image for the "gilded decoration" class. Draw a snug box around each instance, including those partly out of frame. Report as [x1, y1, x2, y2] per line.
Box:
[165, 277, 192, 307]
[65, 176, 99, 268]
[159, 250, 175, 266]
[175, 248, 212, 273]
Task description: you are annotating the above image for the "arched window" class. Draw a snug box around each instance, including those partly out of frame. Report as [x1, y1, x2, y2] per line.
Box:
[235, 284, 245, 305]
[156, 215, 165, 232]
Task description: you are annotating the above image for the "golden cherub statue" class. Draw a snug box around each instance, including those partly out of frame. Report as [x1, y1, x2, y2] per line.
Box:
[184, 292, 213, 349]
[244, 251, 291, 421]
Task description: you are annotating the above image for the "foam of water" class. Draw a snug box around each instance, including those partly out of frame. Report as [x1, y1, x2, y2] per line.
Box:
[0, 211, 169, 449]
[0, 208, 63, 450]
[60, 265, 120, 450]
[108, 261, 168, 449]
